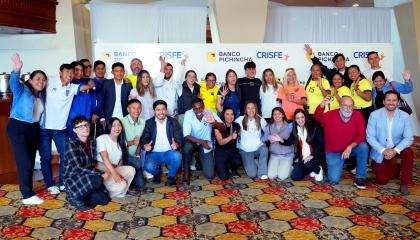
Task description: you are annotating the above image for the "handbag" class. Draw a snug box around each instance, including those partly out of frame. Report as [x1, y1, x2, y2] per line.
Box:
[389, 82, 413, 115]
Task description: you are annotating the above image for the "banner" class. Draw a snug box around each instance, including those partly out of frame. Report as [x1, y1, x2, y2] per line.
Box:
[93, 43, 393, 85]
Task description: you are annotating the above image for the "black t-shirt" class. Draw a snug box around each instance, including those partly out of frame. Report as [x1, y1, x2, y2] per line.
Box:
[215, 122, 241, 151]
[238, 77, 262, 114]
[375, 90, 385, 109]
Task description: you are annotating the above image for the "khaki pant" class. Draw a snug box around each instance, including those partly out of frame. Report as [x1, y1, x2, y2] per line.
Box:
[97, 162, 135, 197]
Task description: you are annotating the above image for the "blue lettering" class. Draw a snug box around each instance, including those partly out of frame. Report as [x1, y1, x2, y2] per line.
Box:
[353, 51, 368, 58]
[257, 51, 283, 59]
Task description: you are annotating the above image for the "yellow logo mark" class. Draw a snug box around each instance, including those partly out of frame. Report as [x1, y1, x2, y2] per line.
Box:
[100, 52, 111, 62]
[207, 51, 217, 62]
[305, 51, 316, 62]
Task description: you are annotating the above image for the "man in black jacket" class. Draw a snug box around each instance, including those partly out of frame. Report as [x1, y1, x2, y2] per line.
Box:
[141, 100, 183, 186]
[304, 44, 352, 87]
[238, 61, 262, 115]
[100, 62, 132, 131]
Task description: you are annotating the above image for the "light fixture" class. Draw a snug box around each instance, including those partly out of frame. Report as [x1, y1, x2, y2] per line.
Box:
[352, 2, 360, 7]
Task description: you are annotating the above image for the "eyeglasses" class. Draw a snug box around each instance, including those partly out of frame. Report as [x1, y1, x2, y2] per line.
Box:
[74, 124, 90, 129]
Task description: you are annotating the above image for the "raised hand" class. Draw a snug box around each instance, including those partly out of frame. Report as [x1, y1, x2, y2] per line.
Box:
[11, 53, 23, 72]
[205, 112, 215, 124]
[220, 86, 229, 97]
[144, 140, 153, 152]
[402, 69, 411, 82]
[181, 55, 189, 66]
[304, 44, 313, 55]
[320, 95, 331, 108]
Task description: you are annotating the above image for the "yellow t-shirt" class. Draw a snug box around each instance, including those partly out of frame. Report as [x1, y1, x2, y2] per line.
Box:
[125, 74, 138, 88]
[329, 86, 351, 111]
[199, 82, 219, 113]
[304, 78, 331, 114]
[351, 79, 372, 108]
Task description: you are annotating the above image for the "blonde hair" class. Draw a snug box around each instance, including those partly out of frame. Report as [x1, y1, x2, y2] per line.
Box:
[136, 70, 156, 98]
[282, 68, 300, 87]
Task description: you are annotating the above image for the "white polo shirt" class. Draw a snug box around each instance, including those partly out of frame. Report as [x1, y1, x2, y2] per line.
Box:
[153, 117, 171, 152]
[44, 77, 80, 130]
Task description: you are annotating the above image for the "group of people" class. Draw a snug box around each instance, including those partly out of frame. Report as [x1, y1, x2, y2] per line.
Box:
[6, 43, 415, 209]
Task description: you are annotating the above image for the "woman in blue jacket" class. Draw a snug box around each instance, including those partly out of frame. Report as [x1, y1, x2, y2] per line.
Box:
[6, 54, 47, 205]
[372, 70, 413, 110]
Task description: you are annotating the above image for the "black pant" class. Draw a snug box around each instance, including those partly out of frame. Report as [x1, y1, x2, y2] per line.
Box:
[291, 157, 322, 181]
[80, 175, 110, 206]
[214, 148, 242, 180]
[6, 118, 39, 199]
[357, 106, 373, 126]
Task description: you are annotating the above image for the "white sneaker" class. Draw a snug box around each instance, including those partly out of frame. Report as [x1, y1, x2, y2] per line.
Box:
[314, 166, 323, 182]
[162, 165, 169, 174]
[351, 168, 356, 175]
[260, 175, 268, 180]
[59, 185, 66, 191]
[114, 193, 126, 198]
[48, 186, 60, 195]
[190, 165, 197, 171]
[309, 172, 316, 177]
[22, 195, 44, 205]
[143, 170, 153, 180]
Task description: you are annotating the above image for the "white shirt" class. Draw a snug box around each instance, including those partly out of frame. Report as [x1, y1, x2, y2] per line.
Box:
[153, 118, 172, 152]
[112, 79, 124, 119]
[235, 116, 267, 152]
[44, 77, 79, 130]
[96, 134, 122, 165]
[130, 88, 155, 120]
[363, 67, 392, 82]
[32, 97, 44, 123]
[298, 126, 311, 159]
[154, 71, 184, 117]
[260, 85, 280, 118]
[386, 115, 394, 148]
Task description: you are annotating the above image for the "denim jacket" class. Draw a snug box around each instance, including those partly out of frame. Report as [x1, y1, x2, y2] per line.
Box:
[9, 71, 44, 124]
[372, 80, 413, 109]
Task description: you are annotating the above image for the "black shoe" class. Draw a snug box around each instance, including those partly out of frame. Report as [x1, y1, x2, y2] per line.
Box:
[232, 171, 240, 178]
[153, 174, 161, 184]
[400, 184, 409, 195]
[354, 178, 366, 189]
[68, 197, 93, 211]
[167, 177, 176, 186]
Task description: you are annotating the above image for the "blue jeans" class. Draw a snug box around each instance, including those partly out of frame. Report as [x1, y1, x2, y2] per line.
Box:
[326, 142, 369, 183]
[144, 150, 182, 177]
[126, 156, 145, 189]
[239, 145, 269, 178]
[39, 129, 68, 187]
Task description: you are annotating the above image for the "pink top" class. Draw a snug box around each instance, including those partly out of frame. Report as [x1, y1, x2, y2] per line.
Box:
[278, 85, 307, 121]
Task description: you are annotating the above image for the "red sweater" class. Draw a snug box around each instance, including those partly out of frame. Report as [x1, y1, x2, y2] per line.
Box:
[314, 106, 366, 153]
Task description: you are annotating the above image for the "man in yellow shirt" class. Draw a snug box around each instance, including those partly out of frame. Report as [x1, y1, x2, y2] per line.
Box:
[125, 58, 143, 88]
[200, 72, 219, 113]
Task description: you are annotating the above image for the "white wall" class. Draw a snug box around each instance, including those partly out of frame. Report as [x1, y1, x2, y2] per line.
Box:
[0, 0, 77, 77]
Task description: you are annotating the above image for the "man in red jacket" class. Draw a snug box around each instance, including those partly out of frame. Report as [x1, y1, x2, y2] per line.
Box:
[314, 95, 369, 189]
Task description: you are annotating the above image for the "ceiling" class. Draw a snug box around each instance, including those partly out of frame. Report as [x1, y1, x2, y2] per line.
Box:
[270, 0, 374, 7]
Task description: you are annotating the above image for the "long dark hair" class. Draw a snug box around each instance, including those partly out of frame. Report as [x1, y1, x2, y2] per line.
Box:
[305, 63, 323, 89]
[242, 101, 262, 131]
[269, 107, 286, 125]
[262, 68, 279, 92]
[225, 69, 241, 100]
[25, 70, 47, 100]
[348, 64, 367, 80]
[292, 109, 316, 147]
[109, 117, 128, 162]
[220, 107, 234, 123]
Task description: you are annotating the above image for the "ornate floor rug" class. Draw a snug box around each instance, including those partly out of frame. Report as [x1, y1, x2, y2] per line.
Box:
[0, 143, 419, 239]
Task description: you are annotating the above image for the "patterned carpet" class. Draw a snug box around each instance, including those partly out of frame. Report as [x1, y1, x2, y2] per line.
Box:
[0, 144, 419, 240]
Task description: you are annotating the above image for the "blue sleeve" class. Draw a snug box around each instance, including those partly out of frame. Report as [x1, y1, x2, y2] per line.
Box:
[9, 71, 23, 96]
[392, 80, 413, 94]
[93, 80, 104, 115]
[262, 125, 270, 142]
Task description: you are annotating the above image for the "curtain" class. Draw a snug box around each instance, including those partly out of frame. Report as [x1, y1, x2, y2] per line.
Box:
[265, 7, 391, 43]
[90, 3, 207, 43]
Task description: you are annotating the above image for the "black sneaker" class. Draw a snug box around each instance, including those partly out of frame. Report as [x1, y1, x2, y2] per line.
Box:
[153, 174, 161, 184]
[354, 178, 366, 189]
[67, 197, 93, 211]
[167, 177, 176, 186]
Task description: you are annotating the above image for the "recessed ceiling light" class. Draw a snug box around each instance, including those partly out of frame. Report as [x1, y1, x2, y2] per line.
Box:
[352, 2, 360, 7]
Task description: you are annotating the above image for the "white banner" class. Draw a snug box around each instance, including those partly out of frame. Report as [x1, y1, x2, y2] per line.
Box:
[94, 43, 393, 85]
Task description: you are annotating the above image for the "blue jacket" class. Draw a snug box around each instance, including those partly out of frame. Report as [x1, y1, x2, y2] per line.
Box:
[372, 80, 413, 109]
[366, 107, 413, 164]
[67, 78, 94, 126]
[9, 71, 45, 124]
[92, 78, 107, 116]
